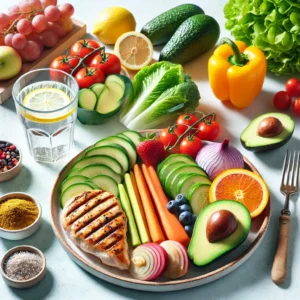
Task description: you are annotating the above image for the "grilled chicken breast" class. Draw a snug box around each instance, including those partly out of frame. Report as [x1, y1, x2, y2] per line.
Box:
[62, 190, 130, 270]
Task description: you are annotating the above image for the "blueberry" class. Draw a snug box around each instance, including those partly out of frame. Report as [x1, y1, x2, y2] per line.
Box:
[192, 214, 197, 223]
[167, 200, 179, 213]
[175, 194, 187, 205]
[179, 204, 191, 213]
[179, 211, 193, 225]
[184, 224, 195, 237]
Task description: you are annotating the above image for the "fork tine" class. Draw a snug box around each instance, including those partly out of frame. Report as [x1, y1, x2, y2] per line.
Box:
[290, 150, 296, 186]
[281, 150, 290, 187]
[295, 151, 300, 190]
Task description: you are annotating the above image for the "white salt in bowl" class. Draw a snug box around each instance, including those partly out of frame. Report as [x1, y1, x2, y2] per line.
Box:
[0, 245, 46, 289]
[0, 192, 42, 240]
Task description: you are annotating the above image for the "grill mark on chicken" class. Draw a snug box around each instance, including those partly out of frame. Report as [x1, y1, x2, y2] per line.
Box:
[65, 193, 115, 226]
[62, 190, 130, 270]
[71, 201, 119, 234]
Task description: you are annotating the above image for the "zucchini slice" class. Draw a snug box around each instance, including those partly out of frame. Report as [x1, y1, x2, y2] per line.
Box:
[90, 83, 106, 98]
[61, 175, 89, 192]
[60, 182, 94, 208]
[186, 183, 211, 215]
[78, 89, 97, 110]
[121, 130, 143, 147]
[90, 175, 119, 197]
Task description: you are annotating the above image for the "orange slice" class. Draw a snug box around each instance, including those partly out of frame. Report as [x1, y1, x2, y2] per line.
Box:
[114, 31, 153, 70]
[209, 168, 269, 218]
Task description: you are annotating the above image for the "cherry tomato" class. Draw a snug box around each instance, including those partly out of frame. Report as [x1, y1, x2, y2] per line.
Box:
[176, 114, 198, 134]
[196, 120, 221, 141]
[285, 78, 300, 97]
[75, 67, 105, 89]
[90, 53, 121, 75]
[292, 98, 300, 116]
[160, 127, 178, 148]
[179, 135, 202, 159]
[273, 91, 292, 110]
[50, 55, 79, 79]
[70, 39, 100, 64]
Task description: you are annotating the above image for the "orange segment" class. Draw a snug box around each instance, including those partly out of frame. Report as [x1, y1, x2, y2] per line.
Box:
[209, 168, 269, 218]
[114, 31, 153, 71]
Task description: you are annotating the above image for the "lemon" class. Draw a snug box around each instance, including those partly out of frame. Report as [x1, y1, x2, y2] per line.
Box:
[22, 88, 74, 123]
[93, 7, 136, 45]
[114, 32, 153, 71]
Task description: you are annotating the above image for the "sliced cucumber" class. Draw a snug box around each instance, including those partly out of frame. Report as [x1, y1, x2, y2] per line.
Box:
[77, 164, 122, 184]
[186, 183, 211, 215]
[61, 175, 89, 192]
[176, 174, 211, 198]
[159, 161, 186, 186]
[60, 182, 94, 208]
[95, 136, 136, 169]
[157, 154, 196, 174]
[90, 83, 106, 98]
[73, 155, 123, 175]
[78, 89, 97, 110]
[67, 168, 81, 177]
[89, 175, 119, 197]
[95, 81, 124, 115]
[164, 164, 208, 197]
[105, 74, 125, 89]
[85, 144, 129, 173]
[121, 130, 143, 147]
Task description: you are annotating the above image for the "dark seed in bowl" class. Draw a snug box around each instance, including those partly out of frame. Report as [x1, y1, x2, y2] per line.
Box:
[0, 142, 20, 173]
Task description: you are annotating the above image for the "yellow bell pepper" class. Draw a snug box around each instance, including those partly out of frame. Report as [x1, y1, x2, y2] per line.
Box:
[208, 38, 267, 109]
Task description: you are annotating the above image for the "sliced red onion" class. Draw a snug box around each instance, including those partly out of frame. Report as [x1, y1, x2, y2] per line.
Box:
[160, 240, 189, 279]
[129, 243, 167, 281]
[196, 138, 244, 180]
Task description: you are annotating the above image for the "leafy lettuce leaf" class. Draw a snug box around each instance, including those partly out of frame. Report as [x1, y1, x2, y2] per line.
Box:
[224, 0, 300, 75]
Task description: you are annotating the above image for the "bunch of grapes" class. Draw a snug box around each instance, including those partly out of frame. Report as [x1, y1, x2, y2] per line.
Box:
[0, 0, 75, 62]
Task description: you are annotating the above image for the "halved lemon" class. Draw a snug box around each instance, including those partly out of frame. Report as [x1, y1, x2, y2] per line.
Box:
[209, 168, 269, 218]
[114, 31, 153, 70]
[22, 88, 73, 123]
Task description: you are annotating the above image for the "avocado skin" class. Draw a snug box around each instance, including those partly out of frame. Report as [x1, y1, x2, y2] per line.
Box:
[141, 4, 204, 46]
[159, 14, 220, 65]
[240, 131, 293, 152]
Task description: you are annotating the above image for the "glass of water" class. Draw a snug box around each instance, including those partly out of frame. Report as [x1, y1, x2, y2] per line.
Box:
[12, 68, 79, 163]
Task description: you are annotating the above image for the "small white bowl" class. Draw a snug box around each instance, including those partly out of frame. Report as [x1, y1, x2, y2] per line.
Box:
[0, 141, 22, 183]
[0, 245, 46, 289]
[0, 193, 42, 240]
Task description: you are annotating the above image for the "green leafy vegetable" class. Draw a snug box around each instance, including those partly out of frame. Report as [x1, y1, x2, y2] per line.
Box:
[224, 0, 300, 75]
[120, 62, 200, 130]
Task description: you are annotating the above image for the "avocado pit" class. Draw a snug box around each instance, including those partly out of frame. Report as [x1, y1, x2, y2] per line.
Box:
[206, 209, 238, 243]
[257, 117, 283, 138]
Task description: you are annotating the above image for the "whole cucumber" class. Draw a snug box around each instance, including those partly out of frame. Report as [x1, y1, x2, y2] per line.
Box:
[141, 4, 204, 46]
[159, 14, 220, 65]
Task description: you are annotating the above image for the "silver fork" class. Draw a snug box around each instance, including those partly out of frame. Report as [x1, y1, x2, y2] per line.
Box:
[271, 150, 300, 285]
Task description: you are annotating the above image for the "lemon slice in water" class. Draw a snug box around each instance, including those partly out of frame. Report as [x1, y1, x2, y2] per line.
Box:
[22, 88, 74, 123]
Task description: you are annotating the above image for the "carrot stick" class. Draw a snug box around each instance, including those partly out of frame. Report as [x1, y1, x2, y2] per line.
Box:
[134, 164, 165, 244]
[141, 164, 190, 248]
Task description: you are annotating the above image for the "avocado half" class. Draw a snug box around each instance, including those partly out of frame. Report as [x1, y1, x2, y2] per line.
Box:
[188, 200, 251, 266]
[240, 112, 294, 152]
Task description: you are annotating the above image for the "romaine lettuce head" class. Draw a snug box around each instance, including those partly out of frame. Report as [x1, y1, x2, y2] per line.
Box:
[224, 0, 300, 75]
[120, 62, 200, 130]
[124, 78, 200, 130]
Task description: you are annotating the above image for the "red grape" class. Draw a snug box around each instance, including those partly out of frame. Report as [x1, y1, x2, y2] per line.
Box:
[18, 1, 32, 13]
[41, 30, 58, 47]
[27, 32, 43, 51]
[4, 33, 14, 46]
[56, 17, 73, 33]
[58, 3, 74, 18]
[8, 5, 20, 20]
[40, 0, 57, 8]
[44, 5, 60, 22]
[17, 19, 33, 35]
[32, 14, 48, 33]
[0, 13, 10, 30]
[18, 40, 41, 61]
[47, 22, 66, 38]
[29, 0, 43, 10]
[12, 33, 27, 50]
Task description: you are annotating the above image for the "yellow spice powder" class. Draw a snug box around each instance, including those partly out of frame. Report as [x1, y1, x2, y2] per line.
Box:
[0, 198, 39, 230]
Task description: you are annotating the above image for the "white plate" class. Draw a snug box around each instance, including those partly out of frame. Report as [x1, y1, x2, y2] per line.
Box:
[50, 144, 270, 292]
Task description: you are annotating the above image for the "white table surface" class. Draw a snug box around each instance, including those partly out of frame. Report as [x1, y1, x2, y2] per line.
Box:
[1, 0, 299, 299]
